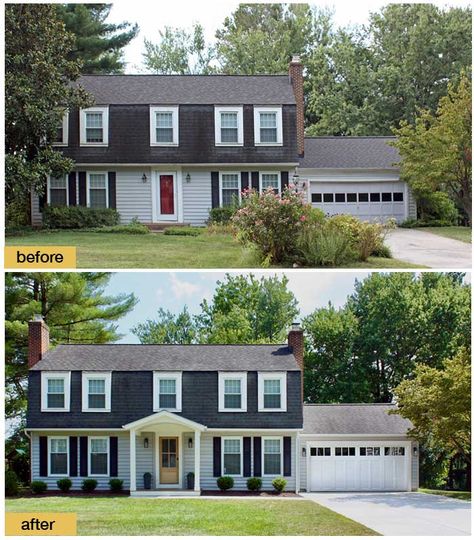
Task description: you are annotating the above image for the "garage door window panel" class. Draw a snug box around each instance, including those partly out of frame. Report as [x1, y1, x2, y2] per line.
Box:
[360, 447, 381, 456]
[311, 447, 331, 456]
[358, 193, 369, 202]
[385, 447, 405, 456]
[382, 192, 392, 202]
[370, 193, 381, 202]
[393, 192, 404, 202]
[312, 193, 322, 203]
[335, 447, 355, 456]
[347, 193, 357, 202]
[335, 193, 345, 203]
[323, 193, 334, 203]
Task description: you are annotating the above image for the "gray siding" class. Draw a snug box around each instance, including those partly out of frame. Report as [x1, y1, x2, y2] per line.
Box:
[31, 191, 42, 226]
[411, 441, 419, 490]
[116, 170, 153, 223]
[182, 170, 212, 225]
[136, 432, 154, 489]
[408, 186, 417, 220]
[182, 431, 195, 486]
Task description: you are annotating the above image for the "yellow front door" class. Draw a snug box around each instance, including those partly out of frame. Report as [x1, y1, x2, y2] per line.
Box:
[160, 437, 179, 484]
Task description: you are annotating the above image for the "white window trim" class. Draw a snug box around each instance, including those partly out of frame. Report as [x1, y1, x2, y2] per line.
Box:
[86, 171, 109, 208]
[41, 372, 71, 412]
[150, 106, 179, 147]
[153, 372, 182, 412]
[47, 174, 69, 206]
[219, 171, 242, 207]
[218, 372, 247, 412]
[254, 106, 283, 146]
[80, 106, 109, 147]
[262, 436, 283, 477]
[258, 372, 287, 412]
[259, 171, 282, 193]
[47, 436, 69, 477]
[88, 436, 110, 477]
[52, 111, 69, 147]
[81, 372, 112, 412]
[214, 106, 244, 146]
[221, 436, 243, 477]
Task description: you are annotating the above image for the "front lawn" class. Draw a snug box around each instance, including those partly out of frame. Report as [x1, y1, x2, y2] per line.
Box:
[5, 497, 377, 536]
[422, 226, 472, 244]
[419, 488, 471, 501]
[5, 230, 420, 269]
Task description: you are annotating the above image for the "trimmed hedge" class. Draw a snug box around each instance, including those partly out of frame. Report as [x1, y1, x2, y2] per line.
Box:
[31, 481, 47, 494]
[43, 206, 120, 229]
[217, 476, 234, 491]
[57, 478, 72, 493]
[246, 477, 262, 492]
[163, 227, 203, 236]
[109, 478, 124, 492]
[81, 479, 98, 493]
[5, 470, 19, 496]
[272, 477, 287, 493]
[207, 207, 236, 225]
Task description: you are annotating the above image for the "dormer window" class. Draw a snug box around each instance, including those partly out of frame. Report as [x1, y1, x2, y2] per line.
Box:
[215, 106, 243, 146]
[153, 372, 182, 412]
[41, 372, 71, 412]
[258, 372, 287, 412]
[80, 107, 109, 146]
[150, 106, 179, 146]
[254, 107, 283, 146]
[82, 372, 112, 412]
[52, 111, 68, 146]
[218, 372, 247, 412]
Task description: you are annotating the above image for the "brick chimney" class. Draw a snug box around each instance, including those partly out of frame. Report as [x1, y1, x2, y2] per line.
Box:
[288, 322, 304, 401]
[28, 315, 50, 368]
[289, 55, 304, 157]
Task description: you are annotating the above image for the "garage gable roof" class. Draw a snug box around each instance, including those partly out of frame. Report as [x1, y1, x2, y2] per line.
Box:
[300, 137, 400, 169]
[303, 404, 412, 435]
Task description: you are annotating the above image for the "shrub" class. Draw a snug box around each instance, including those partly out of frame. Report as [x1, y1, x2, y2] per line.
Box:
[108, 478, 123, 493]
[217, 476, 234, 491]
[272, 477, 287, 493]
[207, 206, 236, 225]
[43, 206, 120, 229]
[371, 243, 392, 258]
[31, 481, 47, 495]
[81, 479, 98, 493]
[206, 223, 236, 235]
[56, 478, 72, 493]
[418, 191, 459, 224]
[296, 225, 356, 267]
[163, 227, 203, 236]
[246, 477, 262, 492]
[5, 470, 19, 496]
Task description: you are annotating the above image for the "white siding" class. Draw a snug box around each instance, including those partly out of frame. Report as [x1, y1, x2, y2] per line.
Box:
[116, 169, 153, 224]
[182, 170, 212, 225]
[411, 441, 419, 490]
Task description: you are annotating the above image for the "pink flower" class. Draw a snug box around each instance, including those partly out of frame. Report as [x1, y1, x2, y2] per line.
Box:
[300, 215, 306, 222]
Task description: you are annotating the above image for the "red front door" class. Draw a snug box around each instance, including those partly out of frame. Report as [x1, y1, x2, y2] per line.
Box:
[160, 175, 174, 215]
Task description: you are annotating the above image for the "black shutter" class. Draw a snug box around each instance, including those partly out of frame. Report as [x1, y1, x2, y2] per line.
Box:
[281, 171, 289, 192]
[251, 171, 259, 191]
[283, 437, 291, 477]
[213, 437, 221, 477]
[68, 172, 77, 206]
[243, 437, 251, 477]
[78, 172, 87, 206]
[69, 436, 78, 477]
[39, 436, 48, 477]
[241, 172, 249, 192]
[39, 193, 46, 212]
[211, 172, 220, 208]
[253, 437, 262, 477]
[108, 172, 116, 209]
[79, 436, 88, 477]
[110, 436, 118, 477]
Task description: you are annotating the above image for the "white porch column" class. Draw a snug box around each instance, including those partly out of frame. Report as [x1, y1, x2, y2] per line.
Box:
[130, 429, 136, 492]
[194, 430, 201, 492]
[295, 435, 300, 493]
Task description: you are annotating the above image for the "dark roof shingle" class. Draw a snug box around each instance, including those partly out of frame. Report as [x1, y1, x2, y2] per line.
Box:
[300, 136, 400, 169]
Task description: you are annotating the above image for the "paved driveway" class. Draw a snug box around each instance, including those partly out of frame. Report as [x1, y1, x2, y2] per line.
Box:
[385, 229, 471, 268]
[302, 492, 471, 536]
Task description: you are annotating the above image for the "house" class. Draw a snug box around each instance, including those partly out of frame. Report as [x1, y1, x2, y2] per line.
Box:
[31, 57, 416, 226]
[26, 317, 419, 494]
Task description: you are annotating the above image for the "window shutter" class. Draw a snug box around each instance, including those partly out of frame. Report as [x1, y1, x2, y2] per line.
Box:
[213, 437, 221, 477]
[251, 172, 259, 191]
[281, 171, 289, 192]
[39, 436, 48, 477]
[211, 172, 219, 208]
[108, 172, 116, 209]
[283, 436, 291, 477]
[68, 172, 77, 206]
[253, 437, 262, 477]
[78, 172, 87, 206]
[241, 172, 249, 192]
[110, 436, 118, 477]
[69, 436, 78, 477]
[38, 193, 47, 213]
[243, 437, 251, 477]
[79, 436, 88, 476]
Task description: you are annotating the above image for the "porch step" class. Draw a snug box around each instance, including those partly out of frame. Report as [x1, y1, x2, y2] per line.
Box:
[144, 222, 192, 231]
[131, 490, 201, 498]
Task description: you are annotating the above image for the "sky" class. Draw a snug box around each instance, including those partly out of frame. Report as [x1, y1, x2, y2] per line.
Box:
[107, 0, 472, 73]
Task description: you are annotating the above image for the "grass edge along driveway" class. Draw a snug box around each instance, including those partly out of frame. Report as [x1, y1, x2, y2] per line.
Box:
[6, 497, 378, 536]
[419, 488, 471, 501]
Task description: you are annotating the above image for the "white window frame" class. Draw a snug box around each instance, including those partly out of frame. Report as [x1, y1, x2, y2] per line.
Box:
[80, 106, 109, 146]
[259, 171, 282, 193]
[258, 372, 287, 412]
[153, 372, 182, 412]
[82, 372, 112, 412]
[214, 106, 243, 146]
[47, 436, 69, 477]
[47, 174, 69, 207]
[218, 372, 247, 412]
[261, 436, 283, 477]
[254, 106, 283, 146]
[41, 372, 71, 412]
[150, 106, 179, 147]
[52, 110, 69, 147]
[88, 436, 110, 477]
[86, 171, 109, 208]
[221, 436, 243, 477]
[219, 171, 242, 207]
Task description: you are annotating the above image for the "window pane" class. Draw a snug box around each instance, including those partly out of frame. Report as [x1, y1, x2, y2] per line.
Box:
[221, 113, 237, 128]
[159, 394, 177, 408]
[335, 193, 345, 202]
[50, 189, 67, 206]
[359, 193, 369, 202]
[222, 189, 239, 207]
[222, 174, 239, 189]
[169, 439, 176, 453]
[91, 453, 108, 475]
[159, 379, 176, 394]
[50, 177, 67, 189]
[312, 193, 322, 203]
[223, 454, 240, 475]
[224, 439, 240, 453]
[224, 394, 241, 409]
[323, 193, 334, 203]
[91, 439, 107, 453]
[310, 448, 317, 456]
[393, 192, 404, 202]
[360, 448, 366, 456]
[221, 128, 238, 143]
[55, 126, 63, 143]
[370, 193, 381, 202]
[90, 189, 107, 208]
[86, 113, 103, 128]
[86, 128, 103, 143]
[156, 112, 173, 128]
[382, 192, 392, 202]
[264, 439, 280, 453]
[264, 394, 281, 408]
[48, 379, 64, 393]
[51, 453, 67, 475]
[261, 174, 279, 190]
[260, 112, 277, 128]
[156, 128, 173, 143]
[224, 379, 241, 394]
[260, 128, 277, 143]
[89, 174, 106, 188]
[88, 394, 106, 409]
[264, 454, 281, 474]
[47, 394, 64, 408]
[88, 379, 105, 394]
[51, 439, 67, 453]
[264, 380, 280, 394]
[347, 193, 357, 202]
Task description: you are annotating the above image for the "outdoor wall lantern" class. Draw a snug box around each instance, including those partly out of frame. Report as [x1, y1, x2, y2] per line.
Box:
[142, 173, 148, 183]
[144, 437, 149, 448]
[188, 438, 193, 448]
[413, 446, 418, 456]
[185, 173, 191, 183]
[301, 447, 306, 458]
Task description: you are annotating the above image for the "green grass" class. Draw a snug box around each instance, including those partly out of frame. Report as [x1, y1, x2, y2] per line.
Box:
[419, 488, 471, 501]
[6, 230, 419, 269]
[5, 497, 377, 536]
[422, 226, 472, 244]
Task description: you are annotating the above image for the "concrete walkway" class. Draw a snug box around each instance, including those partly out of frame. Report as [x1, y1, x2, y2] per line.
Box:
[302, 492, 471, 536]
[385, 229, 471, 268]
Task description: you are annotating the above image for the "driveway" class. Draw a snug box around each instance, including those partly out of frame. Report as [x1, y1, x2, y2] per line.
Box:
[302, 492, 471, 536]
[385, 229, 471, 268]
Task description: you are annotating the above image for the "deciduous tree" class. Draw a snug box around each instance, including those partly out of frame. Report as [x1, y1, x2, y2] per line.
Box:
[132, 307, 198, 344]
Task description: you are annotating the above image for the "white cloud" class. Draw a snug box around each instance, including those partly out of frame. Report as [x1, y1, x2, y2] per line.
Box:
[169, 273, 204, 300]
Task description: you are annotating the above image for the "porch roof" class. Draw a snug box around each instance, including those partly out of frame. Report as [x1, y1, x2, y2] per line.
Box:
[123, 410, 207, 432]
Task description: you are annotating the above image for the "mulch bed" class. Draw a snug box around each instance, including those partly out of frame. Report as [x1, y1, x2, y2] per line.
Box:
[9, 490, 130, 498]
[201, 490, 300, 497]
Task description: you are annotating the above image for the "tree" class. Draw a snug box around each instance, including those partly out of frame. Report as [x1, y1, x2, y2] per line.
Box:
[143, 24, 214, 74]
[58, 4, 138, 73]
[5, 4, 92, 225]
[5, 273, 137, 420]
[132, 307, 198, 344]
[393, 73, 472, 224]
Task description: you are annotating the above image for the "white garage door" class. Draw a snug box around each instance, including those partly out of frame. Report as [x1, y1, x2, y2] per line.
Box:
[309, 443, 410, 492]
[310, 181, 407, 223]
